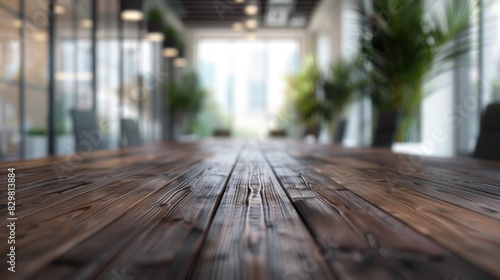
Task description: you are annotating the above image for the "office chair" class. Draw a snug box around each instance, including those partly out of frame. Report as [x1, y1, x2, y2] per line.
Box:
[334, 119, 347, 144]
[71, 109, 106, 153]
[213, 129, 231, 137]
[473, 103, 500, 161]
[121, 118, 143, 147]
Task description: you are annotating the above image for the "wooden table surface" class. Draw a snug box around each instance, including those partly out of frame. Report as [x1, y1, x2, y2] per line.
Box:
[1, 140, 500, 280]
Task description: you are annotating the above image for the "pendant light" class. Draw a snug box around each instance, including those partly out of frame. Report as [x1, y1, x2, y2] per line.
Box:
[120, 0, 143, 21]
[174, 43, 186, 68]
[163, 27, 179, 58]
[146, 7, 164, 42]
[245, 16, 258, 29]
[245, 0, 259, 15]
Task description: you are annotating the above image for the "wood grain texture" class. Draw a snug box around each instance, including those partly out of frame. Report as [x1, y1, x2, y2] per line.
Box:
[191, 146, 335, 280]
[263, 148, 494, 280]
[0, 141, 499, 280]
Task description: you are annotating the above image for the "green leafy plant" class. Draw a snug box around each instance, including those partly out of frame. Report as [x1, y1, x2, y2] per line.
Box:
[361, 0, 478, 140]
[323, 54, 368, 123]
[164, 26, 177, 39]
[27, 127, 46, 136]
[165, 71, 206, 135]
[147, 6, 163, 22]
[286, 55, 321, 127]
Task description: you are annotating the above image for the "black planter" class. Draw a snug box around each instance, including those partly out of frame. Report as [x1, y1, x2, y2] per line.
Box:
[120, 0, 142, 12]
[163, 36, 176, 49]
[147, 19, 163, 34]
[334, 119, 348, 144]
[372, 110, 400, 148]
[177, 48, 185, 58]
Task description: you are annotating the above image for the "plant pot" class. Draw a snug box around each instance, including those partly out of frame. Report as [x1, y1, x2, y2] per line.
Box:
[25, 136, 48, 159]
[56, 135, 75, 156]
[147, 19, 163, 34]
[372, 110, 400, 148]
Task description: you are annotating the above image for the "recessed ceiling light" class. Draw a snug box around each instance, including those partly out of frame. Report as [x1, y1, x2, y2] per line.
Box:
[245, 4, 258, 15]
[54, 5, 65, 15]
[146, 32, 164, 42]
[174, 57, 187, 67]
[246, 32, 256, 41]
[34, 32, 47, 41]
[232, 22, 243, 31]
[163, 48, 179, 58]
[121, 10, 144, 21]
[80, 19, 93, 28]
[12, 19, 23, 28]
[245, 18, 258, 29]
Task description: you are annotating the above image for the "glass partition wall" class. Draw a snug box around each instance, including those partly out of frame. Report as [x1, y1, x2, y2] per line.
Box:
[0, 2, 20, 160]
[0, 0, 162, 161]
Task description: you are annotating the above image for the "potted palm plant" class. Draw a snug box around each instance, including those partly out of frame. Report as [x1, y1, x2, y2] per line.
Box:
[286, 55, 322, 140]
[323, 54, 368, 141]
[164, 71, 206, 140]
[360, 0, 476, 142]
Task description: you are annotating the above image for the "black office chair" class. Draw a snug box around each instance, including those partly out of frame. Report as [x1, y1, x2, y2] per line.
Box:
[121, 118, 143, 147]
[372, 110, 399, 148]
[473, 103, 500, 161]
[334, 119, 347, 144]
[71, 109, 106, 153]
[0, 135, 3, 161]
[269, 129, 287, 138]
[213, 129, 231, 137]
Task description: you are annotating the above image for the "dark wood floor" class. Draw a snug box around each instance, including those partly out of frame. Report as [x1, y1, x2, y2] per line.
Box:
[1, 140, 499, 280]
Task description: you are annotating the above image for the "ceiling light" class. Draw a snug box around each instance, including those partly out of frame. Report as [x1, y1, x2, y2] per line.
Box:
[163, 48, 178, 58]
[121, 10, 143, 21]
[246, 32, 256, 41]
[245, 4, 258, 15]
[120, 0, 143, 21]
[235, 0, 245, 3]
[174, 58, 187, 68]
[12, 19, 23, 28]
[146, 32, 164, 42]
[245, 18, 258, 29]
[34, 32, 47, 41]
[80, 19, 93, 28]
[54, 5, 65, 15]
[232, 22, 243, 31]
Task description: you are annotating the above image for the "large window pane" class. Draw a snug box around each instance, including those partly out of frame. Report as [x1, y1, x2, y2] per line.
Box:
[25, 1, 49, 159]
[97, 0, 120, 149]
[0, 5, 20, 160]
[197, 38, 300, 138]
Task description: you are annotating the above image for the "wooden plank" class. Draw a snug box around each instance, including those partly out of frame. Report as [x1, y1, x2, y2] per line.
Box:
[27, 149, 240, 280]
[263, 148, 494, 279]
[0, 149, 204, 280]
[191, 147, 336, 280]
[296, 150, 500, 278]
[300, 152, 500, 220]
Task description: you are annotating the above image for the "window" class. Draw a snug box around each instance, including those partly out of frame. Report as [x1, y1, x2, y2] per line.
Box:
[197, 38, 300, 137]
